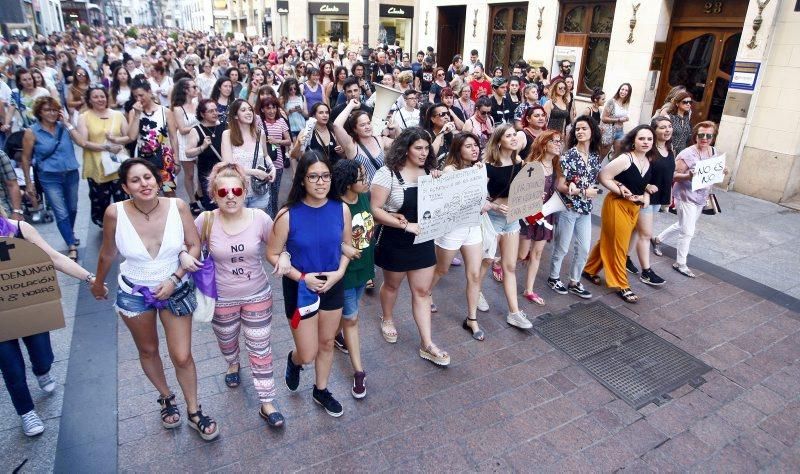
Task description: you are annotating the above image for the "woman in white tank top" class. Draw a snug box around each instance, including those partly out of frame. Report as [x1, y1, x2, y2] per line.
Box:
[90, 158, 220, 442]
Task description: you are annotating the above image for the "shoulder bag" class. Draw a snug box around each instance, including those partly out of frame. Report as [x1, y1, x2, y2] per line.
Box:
[250, 130, 270, 196]
[101, 113, 131, 175]
[192, 210, 218, 323]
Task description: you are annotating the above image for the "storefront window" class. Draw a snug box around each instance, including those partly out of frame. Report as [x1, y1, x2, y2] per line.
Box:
[313, 16, 349, 43]
[378, 18, 411, 51]
[558, 1, 615, 95]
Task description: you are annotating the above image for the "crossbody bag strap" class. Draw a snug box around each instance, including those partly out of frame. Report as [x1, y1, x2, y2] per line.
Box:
[252, 130, 262, 169]
[36, 125, 65, 163]
[357, 138, 382, 171]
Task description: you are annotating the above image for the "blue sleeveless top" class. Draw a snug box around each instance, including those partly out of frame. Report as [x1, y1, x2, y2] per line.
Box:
[302, 82, 324, 110]
[287, 199, 343, 273]
[32, 123, 79, 173]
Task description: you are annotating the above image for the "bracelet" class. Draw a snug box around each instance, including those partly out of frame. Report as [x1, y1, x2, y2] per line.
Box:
[402, 222, 409, 231]
[85, 273, 95, 285]
[280, 250, 292, 259]
[179, 249, 189, 259]
[169, 273, 181, 286]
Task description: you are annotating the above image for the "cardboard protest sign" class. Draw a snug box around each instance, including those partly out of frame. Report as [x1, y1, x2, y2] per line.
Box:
[0, 237, 65, 342]
[415, 166, 487, 244]
[692, 154, 726, 191]
[506, 162, 546, 223]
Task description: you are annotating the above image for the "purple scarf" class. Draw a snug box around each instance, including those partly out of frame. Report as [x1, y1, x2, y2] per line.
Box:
[0, 216, 17, 237]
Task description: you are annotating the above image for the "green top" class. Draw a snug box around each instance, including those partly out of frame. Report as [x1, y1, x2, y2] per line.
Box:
[343, 193, 376, 289]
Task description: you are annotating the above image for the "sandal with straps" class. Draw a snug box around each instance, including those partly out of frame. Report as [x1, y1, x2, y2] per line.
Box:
[581, 271, 601, 286]
[420, 343, 450, 366]
[380, 317, 398, 343]
[462, 317, 485, 341]
[157, 393, 181, 429]
[187, 405, 220, 441]
[617, 288, 639, 304]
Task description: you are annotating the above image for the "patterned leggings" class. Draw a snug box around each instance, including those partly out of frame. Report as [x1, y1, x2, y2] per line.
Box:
[212, 296, 276, 403]
[88, 178, 128, 227]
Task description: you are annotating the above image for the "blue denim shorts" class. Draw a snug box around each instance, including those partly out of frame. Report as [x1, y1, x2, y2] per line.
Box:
[343, 284, 366, 320]
[115, 281, 197, 317]
[613, 128, 625, 141]
[638, 204, 661, 214]
[487, 209, 520, 235]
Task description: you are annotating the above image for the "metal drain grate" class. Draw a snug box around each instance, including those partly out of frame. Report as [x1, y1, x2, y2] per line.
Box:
[533, 302, 711, 409]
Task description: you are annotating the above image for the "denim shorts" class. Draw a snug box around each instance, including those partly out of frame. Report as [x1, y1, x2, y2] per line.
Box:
[115, 281, 197, 318]
[487, 209, 520, 235]
[613, 128, 625, 141]
[638, 204, 661, 214]
[343, 284, 366, 320]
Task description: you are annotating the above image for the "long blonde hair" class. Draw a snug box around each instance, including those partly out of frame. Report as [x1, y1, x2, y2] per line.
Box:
[483, 124, 518, 166]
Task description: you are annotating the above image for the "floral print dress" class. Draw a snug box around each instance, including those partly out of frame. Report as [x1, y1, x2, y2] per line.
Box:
[136, 105, 176, 193]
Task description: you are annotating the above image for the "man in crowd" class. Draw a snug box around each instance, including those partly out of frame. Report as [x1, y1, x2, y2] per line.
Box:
[331, 76, 374, 122]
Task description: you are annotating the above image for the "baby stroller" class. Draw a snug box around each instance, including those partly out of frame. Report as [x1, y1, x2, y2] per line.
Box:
[8, 151, 55, 224]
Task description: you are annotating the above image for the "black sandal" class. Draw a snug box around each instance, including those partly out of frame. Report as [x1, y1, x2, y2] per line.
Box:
[224, 366, 240, 388]
[617, 288, 639, 304]
[462, 317, 485, 341]
[187, 406, 220, 441]
[157, 393, 181, 429]
[581, 271, 601, 285]
[259, 406, 285, 428]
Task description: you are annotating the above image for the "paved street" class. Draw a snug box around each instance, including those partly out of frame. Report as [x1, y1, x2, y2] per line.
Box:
[2, 173, 800, 472]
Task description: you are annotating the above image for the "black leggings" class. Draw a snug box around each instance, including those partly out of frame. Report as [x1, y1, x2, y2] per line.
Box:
[88, 178, 128, 227]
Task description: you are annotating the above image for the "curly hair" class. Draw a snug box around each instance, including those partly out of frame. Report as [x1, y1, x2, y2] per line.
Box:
[210, 77, 233, 103]
[567, 115, 602, 154]
[32, 96, 62, 121]
[170, 77, 193, 108]
[344, 110, 371, 140]
[332, 158, 362, 196]
[384, 127, 436, 173]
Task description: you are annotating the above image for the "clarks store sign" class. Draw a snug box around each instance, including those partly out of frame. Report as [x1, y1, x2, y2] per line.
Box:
[379, 4, 414, 18]
[277, 1, 288, 14]
[309, 2, 349, 15]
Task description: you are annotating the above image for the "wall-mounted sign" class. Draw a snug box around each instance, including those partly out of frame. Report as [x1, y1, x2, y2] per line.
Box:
[277, 1, 288, 14]
[730, 61, 760, 92]
[379, 4, 414, 18]
[309, 2, 349, 15]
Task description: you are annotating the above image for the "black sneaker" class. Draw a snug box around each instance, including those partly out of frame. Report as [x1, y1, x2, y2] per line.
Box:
[568, 282, 593, 299]
[313, 385, 343, 417]
[626, 256, 639, 275]
[334, 332, 349, 354]
[640, 268, 666, 286]
[352, 371, 366, 399]
[285, 351, 303, 392]
[548, 278, 568, 295]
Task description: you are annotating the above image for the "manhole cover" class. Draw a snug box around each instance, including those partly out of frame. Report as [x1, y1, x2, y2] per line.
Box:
[533, 302, 711, 409]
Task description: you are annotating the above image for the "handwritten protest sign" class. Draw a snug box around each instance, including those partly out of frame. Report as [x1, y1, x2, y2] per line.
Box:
[506, 162, 546, 223]
[415, 166, 487, 244]
[692, 154, 726, 191]
[0, 238, 64, 342]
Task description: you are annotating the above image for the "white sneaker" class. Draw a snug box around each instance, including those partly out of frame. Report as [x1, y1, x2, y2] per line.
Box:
[507, 311, 533, 329]
[36, 373, 55, 393]
[21, 410, 44, 437]
[477, 292, 489, 312]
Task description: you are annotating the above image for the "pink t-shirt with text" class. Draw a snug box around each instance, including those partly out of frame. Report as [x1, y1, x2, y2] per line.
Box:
[195, 209, 274, 299]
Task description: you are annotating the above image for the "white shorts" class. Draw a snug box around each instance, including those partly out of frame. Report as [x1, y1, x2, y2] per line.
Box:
[435, 225, 482, 251]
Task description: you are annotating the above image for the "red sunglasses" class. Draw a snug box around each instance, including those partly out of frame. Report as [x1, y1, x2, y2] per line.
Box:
[217, 187, 244, 198]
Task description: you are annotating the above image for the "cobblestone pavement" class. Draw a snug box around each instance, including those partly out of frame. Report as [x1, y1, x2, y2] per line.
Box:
[2, 172, 800, 472]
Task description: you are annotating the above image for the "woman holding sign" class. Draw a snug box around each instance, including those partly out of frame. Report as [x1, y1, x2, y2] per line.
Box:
[653, 121, 726, 279]
[479, 124, 533, 330]
[518, 130, 562, 306]
[429, 132, 486, 341]
[0, 208, 106, 437]
[370, 127, 450, 366]
[582, 125, 656, 304]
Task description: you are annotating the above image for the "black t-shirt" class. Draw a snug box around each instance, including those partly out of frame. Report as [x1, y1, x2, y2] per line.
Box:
[490, 95, 515, 125]
[416, 69, 434, 93]
[194, 123, 226, 194]
[371, 63, 393, 83]
[649, 148, 677, 205]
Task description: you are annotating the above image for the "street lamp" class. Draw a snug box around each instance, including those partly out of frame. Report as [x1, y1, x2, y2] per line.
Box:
[361, 0, 369, 62]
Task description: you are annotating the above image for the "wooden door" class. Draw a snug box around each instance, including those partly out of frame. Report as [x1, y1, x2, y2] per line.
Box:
[656, 28, 742, 124]
[486, 4, 527, 71]
[437, 6, 466, 68]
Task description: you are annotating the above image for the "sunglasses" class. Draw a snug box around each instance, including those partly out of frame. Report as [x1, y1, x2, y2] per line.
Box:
[479, 110, 490, 116]
[434, 111, 449, 118]
[696, 133, 714, 139]
[681, 100, 693, 104]
[217, 187, 244, 198]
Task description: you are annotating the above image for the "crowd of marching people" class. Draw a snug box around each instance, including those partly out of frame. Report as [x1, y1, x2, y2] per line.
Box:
[0, 27, 726, 438]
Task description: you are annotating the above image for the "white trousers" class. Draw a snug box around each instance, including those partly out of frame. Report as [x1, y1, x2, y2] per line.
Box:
[657, 199, 703, 266]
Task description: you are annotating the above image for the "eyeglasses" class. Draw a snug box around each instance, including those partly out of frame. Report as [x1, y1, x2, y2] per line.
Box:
[550, 139, 563, 144]
[681, 100, 693, 104]
[216, 187, 244, 198]
[696, 133, 715, 139]
[204, 108, 218, 113]
[306, 173, 332, 183]
[40, 108, 59, 113]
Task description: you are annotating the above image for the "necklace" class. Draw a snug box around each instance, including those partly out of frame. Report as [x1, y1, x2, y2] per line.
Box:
[131, 199, 160, 221]
[200, 124, 216, 139]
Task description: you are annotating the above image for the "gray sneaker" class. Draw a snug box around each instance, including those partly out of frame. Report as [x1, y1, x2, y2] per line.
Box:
[477, 292, 489, 312]
[21, 410, 44, 437]
[36, 373, 55, 393]
[507, 311, 533, 329]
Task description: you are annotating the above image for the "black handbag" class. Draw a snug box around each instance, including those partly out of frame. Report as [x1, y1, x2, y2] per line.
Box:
[250, 131, 269, 196]
[702, 193, 721, 215]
